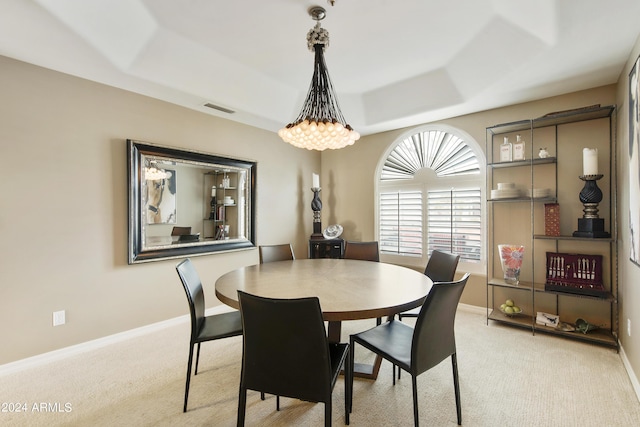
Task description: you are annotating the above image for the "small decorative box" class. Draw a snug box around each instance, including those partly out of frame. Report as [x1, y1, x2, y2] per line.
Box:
[544, 203, 560, 236]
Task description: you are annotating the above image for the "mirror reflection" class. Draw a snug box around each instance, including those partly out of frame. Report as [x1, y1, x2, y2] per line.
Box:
[128, 140, 256, 263]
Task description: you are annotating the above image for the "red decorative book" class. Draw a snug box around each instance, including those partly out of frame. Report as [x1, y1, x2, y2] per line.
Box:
[544, 203, 560, 236]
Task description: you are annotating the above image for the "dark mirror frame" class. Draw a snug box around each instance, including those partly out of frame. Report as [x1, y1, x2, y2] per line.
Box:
[127, 139, 256, 264]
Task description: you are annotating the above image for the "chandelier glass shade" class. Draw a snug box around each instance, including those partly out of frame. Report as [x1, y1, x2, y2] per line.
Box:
[278, 12, 360, 151]
[144, 161, 170, 180]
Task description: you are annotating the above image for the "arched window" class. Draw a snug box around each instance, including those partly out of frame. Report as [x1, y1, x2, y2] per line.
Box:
[375, 124, 485, 272]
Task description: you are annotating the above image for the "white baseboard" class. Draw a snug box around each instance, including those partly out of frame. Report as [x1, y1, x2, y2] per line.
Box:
[619, 342, 640, 403]
[0, 305, 231, 377]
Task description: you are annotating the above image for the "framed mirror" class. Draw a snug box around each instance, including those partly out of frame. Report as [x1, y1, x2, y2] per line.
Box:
[127, 139, 256, 263]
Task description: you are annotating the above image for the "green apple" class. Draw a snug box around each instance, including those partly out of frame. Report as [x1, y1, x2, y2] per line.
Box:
[504, 306, 515, 314]
[505, 299, 515, 307]
[500, 303, 507, 310]
[512, 306, 522, 313]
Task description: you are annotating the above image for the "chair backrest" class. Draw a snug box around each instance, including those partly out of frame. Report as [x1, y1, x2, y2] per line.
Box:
[424, 250, 460, 283]
[238, 291, 332, 402]
[176, 259, 206, 339]
[411, 273, 470, 376]
[171, 226, 192, 236]
[343, 241, 379, 262]
[259, 244, 295, 264]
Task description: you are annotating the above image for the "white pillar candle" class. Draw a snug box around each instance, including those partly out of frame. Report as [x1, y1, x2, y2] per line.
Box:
[583, 148, 598, 175]
[313, 173, 320, 188]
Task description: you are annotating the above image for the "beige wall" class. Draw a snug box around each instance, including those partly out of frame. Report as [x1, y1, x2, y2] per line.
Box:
[616, 33, 640, 382]
[0, 56, 319, 364]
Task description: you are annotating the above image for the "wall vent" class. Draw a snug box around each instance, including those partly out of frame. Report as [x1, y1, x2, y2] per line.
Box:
[204, 103, 235, 114]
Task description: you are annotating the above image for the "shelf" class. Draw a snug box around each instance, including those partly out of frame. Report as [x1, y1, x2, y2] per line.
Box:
[533, 234, 615, 242]
[533, 105, 615, 128]
[492, 279, 617, 302]
[534, 286, 615, 302]
[488, 309, 533, 329]
[488, 196, 557, 203]
[487, 105, 615, 135]
[488, 278, 534, 290]
[486, 119, 532, 135]
[533, 322, 618, 348]
[488, 310, 618, 348]
[488, 157, 557, 168]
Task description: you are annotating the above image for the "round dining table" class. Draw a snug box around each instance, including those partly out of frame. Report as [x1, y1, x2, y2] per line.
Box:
[215, 258, 433, 379]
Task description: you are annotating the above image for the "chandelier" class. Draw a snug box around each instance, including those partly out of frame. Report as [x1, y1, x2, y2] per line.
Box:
[144, 160, 170, 181]
[278, 6, 360, 151]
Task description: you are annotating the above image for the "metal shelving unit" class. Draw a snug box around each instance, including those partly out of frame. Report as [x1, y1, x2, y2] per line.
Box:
[486, 105, 618, 349]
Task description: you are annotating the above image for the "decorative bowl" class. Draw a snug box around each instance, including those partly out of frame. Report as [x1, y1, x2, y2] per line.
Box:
[322, 224, 343, 239]
[500, 307, 524, 317]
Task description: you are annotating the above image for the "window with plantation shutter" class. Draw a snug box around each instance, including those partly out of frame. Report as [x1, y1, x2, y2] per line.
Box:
[376, 125, 485, 271]
[426, 188, 482, 262]
[379, 191, 422, 255]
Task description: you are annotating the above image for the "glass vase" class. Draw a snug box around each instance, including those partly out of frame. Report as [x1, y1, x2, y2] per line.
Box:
[498, 244, 525, 284]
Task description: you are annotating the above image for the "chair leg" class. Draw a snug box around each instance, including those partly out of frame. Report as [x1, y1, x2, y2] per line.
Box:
[194, 342, 202, 375]
[276, 395, 280, 411]
[345, 346, 351, 425]
[412, 375, 419, 427]
[451, 353, 462, 425]
[261, 392, 265, 400]
[183, 343, 195, 412]
[325, 400, 332, 427]
[237, 386, 247, 426]
[349, 337, 355, 414]
[392, 364, 396, 385]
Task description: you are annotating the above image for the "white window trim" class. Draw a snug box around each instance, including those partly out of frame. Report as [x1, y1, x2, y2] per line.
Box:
[374, 123, 487, 275]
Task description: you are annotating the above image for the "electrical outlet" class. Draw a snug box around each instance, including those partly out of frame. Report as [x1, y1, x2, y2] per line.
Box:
[628, 318, 632, 337]
[53, 310, 66, 326]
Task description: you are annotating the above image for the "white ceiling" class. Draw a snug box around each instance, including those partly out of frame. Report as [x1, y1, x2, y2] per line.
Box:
[2, 0, 640, 136]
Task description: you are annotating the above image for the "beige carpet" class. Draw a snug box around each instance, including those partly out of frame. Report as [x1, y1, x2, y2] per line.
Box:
[2, 308, 639, 426]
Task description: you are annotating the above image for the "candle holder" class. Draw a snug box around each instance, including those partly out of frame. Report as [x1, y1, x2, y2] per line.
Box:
[572, 174, 609, 238]
[209, 195, 217, 220]
[311, 187, 323, 239]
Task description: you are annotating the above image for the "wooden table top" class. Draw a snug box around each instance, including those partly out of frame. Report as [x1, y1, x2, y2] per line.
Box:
[215, 258, 432, 322]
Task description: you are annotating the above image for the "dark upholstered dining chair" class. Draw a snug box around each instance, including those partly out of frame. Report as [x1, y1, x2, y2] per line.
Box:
[175, 258, 243, 412]
[237, 291, 351, 427]
[259, 243, 295, 264]
[398, 250, 460, 321]
[343, 241, 381, 324]
[343, 241, 379, 262]
[349, 273, 470, 427]
[171, 226, 192, 236]
[256, 243, 295, 402]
